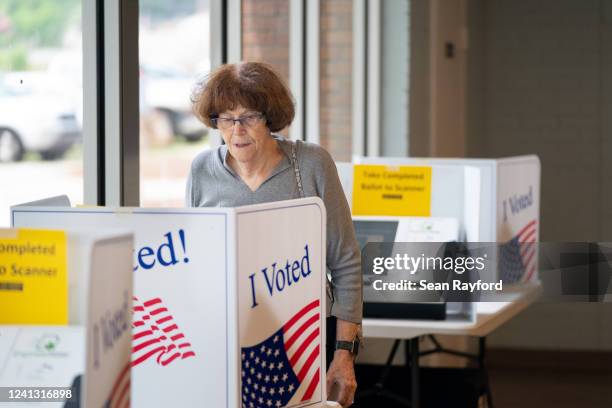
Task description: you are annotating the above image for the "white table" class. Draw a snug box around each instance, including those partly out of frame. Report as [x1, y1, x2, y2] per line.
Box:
[359, 284, 542, 407]
[363, 283, 542, 338]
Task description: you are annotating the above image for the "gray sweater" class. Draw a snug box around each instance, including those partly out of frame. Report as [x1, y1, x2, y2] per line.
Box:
[186, 136, 363, 323]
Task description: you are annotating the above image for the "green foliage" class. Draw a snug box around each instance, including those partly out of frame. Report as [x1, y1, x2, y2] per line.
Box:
[0, 0, 80, 47]
[0, 45, 28, 70]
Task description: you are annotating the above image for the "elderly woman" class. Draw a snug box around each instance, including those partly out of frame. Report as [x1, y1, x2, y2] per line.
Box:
[186, 62, 362, 407]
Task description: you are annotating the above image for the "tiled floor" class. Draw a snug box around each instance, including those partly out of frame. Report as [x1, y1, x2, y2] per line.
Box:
[353, 364, 612, 407]
[488, 367, 612, 408]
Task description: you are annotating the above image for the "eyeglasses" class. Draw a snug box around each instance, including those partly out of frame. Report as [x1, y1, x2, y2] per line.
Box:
[212, 113, 264, 130]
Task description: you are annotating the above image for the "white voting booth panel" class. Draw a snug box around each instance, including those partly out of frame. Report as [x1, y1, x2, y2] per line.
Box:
[12, 198, 327, 408]
[337, 163, 483, 242]
[0, 229, 133, 408]
[339, 157, 539, 367]
[337, 155, 541, 283]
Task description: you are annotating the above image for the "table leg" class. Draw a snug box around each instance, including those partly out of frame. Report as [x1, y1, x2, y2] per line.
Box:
[378, 339, 401, 387]
[410, 337, 420, 408]
[356, 339, 411, 406]
[478, 336, 486, 368]
[479, 336, 494, 408]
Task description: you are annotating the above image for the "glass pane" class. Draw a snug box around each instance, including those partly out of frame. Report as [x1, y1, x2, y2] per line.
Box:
[139, 0, 210, 207]
[0, 0, 83, 226]
[241, 0, 290, 136]
[319, 0, 353, 161]
[381, 0, 410, 156]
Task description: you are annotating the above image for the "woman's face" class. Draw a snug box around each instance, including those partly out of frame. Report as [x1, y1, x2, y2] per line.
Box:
[217, 105, 273, 165]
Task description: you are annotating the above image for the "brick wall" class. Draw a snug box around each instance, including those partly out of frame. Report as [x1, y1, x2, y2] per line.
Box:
[241, 0, 290, 136]
[470, 0, 608, 242]
[467, 0, 612, 351]
[241, 0, 354, 158]
[319, 0, 353, 161]
[242, 0, 289, 80]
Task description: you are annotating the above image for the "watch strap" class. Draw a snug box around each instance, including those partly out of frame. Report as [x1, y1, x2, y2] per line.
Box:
[335, 339, 360, 355]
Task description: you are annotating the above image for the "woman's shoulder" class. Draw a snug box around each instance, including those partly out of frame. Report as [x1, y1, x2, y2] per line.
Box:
[289, 140, 340, 190]
[273, 135, 336, 177]
[293, 139, 335, 166]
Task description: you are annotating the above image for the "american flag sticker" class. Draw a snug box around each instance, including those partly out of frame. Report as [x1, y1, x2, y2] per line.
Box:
[241, 299, 322, 408]
[499, 220, 538, 284]
[131, 296, 196, 367]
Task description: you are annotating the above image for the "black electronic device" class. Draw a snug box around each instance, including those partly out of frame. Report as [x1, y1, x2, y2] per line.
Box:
[354, 219, 448, 321]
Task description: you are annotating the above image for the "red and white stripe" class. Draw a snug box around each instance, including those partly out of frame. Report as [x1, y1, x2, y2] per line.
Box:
[517, 220, 538, 282]
[107, 361, 130, 408]
[283, 299, 321, 403]
[132, 296, 196, 367]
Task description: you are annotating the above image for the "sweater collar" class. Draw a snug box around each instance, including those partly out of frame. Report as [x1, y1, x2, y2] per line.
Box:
[218, 134, 292, 179]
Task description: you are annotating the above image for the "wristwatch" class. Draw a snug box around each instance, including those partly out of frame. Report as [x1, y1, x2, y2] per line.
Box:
[335, 339, 360, 356]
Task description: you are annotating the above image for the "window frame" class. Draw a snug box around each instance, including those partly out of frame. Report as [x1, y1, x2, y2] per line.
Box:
[82, 0, 139, 206]
[90, 0, 394, 208]
[84, 0, 227, 206]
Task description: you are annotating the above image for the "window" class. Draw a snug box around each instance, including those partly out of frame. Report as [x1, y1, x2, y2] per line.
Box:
[139, 0, 211, 207]
[381, 0, 410, 156]
[0, 0, 83, 226]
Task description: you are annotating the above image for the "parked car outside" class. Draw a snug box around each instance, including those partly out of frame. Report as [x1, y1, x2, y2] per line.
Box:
[140, 65, 207, 143]
[43, 50, 207, 147]
[0, 72, 81, 162]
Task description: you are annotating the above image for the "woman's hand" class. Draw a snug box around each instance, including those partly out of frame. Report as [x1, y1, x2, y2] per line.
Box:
[326, 350, 357, 407]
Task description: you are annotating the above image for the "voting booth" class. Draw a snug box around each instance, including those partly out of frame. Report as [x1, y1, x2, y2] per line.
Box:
[338, 155, 541, 284]
[11, 197, 327, 408]
[0, 228, 133, 407]
[337, 155, 540, 368]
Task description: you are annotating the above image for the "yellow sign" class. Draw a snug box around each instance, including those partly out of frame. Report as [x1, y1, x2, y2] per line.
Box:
[0, 229, 68, 324]
[352, 164, 432, 216]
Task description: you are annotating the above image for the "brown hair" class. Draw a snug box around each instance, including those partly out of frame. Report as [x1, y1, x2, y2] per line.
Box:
[191, 62, 295, 133]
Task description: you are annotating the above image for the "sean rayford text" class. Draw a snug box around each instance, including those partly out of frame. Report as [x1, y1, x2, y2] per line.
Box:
[371, 279, 503, 292]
